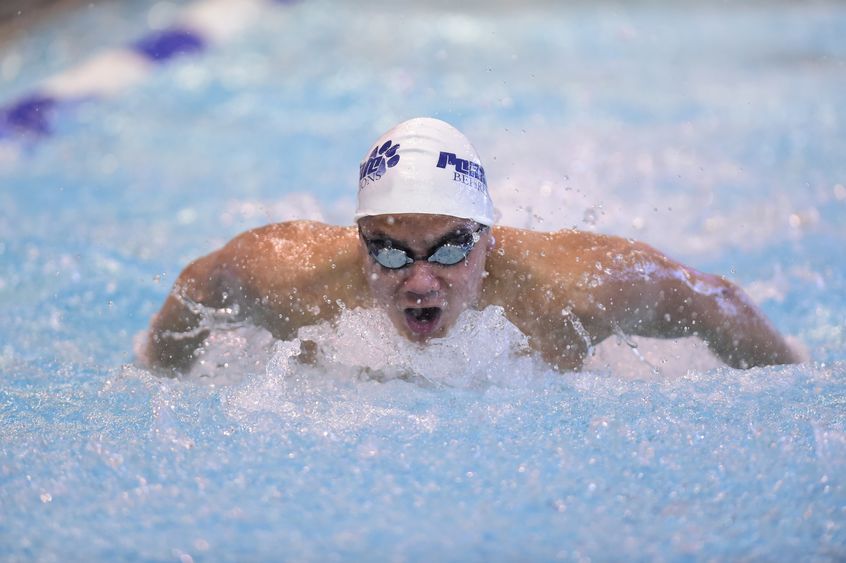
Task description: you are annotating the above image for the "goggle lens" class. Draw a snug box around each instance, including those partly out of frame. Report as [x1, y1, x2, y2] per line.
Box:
[365, 227, 485, 270]
[374, 247, 413, 269]
[427, 243, 472, 266]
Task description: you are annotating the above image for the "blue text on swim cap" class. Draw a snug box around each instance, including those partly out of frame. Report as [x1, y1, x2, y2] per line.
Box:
[436, 152, 488, 192]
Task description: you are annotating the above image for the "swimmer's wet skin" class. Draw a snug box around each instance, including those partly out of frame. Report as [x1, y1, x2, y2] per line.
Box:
[143, 118, 801, 373]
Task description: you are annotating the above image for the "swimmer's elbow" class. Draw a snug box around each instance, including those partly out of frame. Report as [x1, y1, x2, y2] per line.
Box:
[177, 255, 222, 302]
[176, 249, 246, 309]
[144, 256, 229, 373]
[144, 315, 209, 373]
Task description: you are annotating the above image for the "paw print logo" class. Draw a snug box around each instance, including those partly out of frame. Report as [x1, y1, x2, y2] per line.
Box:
[359, 140, 401, 187]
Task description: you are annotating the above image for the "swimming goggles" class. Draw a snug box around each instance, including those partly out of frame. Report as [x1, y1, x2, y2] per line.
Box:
[360, 225, 487, 269]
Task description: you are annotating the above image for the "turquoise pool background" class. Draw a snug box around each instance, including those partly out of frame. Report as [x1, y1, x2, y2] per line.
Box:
[1, 1, 845, 560]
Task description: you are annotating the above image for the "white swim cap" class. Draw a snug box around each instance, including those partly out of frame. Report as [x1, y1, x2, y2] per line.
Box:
[355, 117, 495, 226]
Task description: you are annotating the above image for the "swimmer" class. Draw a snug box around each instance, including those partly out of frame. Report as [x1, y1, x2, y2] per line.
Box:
[143, 117, 801, 373]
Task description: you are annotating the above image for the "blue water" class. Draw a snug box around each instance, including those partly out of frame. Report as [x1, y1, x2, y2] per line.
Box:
[2, 1, 846, 560]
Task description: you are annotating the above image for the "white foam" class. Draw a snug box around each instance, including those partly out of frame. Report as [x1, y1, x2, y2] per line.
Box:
[184, 324, 279, 384]
[186, 306, 544, 390]
[296, 306, 543, 389]
[585, 334, 724, 379]
[183, 302, 726, 400]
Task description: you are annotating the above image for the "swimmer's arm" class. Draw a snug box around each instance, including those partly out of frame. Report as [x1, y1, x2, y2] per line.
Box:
[601, 244, 801, 368]
[143, 251, 239, 372]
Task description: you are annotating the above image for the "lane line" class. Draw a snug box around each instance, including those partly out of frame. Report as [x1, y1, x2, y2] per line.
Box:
[0, 0, 292, 141]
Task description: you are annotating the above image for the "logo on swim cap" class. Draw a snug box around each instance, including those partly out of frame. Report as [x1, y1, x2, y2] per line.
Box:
[436, 151, 488, 194]
[354, 117, 495, 226]
[359, 140, 400, 190]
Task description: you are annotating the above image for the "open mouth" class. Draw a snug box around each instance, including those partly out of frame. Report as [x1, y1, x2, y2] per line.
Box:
[403, 307, 443, 337]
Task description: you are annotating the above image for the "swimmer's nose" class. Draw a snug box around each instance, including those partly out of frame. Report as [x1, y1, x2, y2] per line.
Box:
[403, 261, 441, 297]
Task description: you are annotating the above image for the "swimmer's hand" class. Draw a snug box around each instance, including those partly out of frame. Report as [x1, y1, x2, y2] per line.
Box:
[297, 339, 319, 365]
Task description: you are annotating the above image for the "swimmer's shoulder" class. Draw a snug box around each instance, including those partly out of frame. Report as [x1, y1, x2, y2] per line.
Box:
[216, 220, 359, 280]
[485, 226, 669, 310]
[485, 226, 596, 304]
[492, 225, 664, 265]
[198, 220, 362, 306]
[490, 225, 618, 265]
[218, 221, 357, 260]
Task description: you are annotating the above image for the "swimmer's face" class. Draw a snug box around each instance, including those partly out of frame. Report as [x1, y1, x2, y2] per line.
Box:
[358, 213, 494, 342]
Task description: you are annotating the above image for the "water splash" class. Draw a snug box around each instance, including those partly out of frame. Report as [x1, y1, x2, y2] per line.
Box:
[296, 306, 542, 389]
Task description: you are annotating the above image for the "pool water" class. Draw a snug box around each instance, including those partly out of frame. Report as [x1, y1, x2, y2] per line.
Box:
[1, 0, 845, 560]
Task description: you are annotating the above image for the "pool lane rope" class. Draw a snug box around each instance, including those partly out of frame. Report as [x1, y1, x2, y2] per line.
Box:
[0, 0, 296, 142]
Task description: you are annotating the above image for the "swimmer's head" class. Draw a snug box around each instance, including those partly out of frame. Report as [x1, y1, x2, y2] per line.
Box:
[357, 213, 494, 342]
[355, 117, 495, 226]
